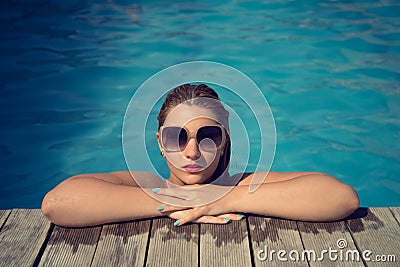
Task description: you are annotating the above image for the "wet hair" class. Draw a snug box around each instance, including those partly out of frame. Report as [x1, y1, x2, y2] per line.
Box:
[157, 83, 231, 182]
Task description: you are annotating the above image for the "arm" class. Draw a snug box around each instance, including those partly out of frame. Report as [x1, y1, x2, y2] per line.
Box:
[227, 172, 360, 221]
[41, 171, 166, 227]
[159, 172, 360, 225]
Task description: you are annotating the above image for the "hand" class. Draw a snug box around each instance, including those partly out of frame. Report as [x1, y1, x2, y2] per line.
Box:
[152, 184, 243, 226]
[160, 204, 245, 226]
[151, 183, 235, 207]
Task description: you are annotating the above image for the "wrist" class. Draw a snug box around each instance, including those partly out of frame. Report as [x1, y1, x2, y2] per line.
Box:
[217, 185, 242, 213]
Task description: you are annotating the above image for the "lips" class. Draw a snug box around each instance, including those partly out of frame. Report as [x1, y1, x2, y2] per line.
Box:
[182, 164, 203, 173]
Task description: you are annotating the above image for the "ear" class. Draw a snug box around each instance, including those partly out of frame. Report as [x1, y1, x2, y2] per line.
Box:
[156, 131, 163, 151]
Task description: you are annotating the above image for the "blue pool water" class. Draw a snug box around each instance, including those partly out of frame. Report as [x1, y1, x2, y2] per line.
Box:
[0, 0, 399, 208]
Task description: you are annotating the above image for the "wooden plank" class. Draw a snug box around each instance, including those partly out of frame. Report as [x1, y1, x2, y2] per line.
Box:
[38, 225, 101, 267]
[248, 216, 307, 267]
[200, 219, 251, 267]
[346, 207, 399, 266]
[146, 217, 198, 266]
[298, 220, 364, 266]
[0, 210, 11, 231]
[91, 220, 151, 266]
[0, 209, 52, 266]
[389, 207, 400, 225]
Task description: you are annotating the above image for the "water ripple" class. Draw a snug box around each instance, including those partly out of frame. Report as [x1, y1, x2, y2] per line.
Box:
[0, 0, 399, 208]
[0, 109, 115, 129]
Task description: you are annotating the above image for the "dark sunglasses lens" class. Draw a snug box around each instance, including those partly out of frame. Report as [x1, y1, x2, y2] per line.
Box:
[197, 126, 223, 150]
[178, 128, 188, 150]
[162, 127, 187, 151]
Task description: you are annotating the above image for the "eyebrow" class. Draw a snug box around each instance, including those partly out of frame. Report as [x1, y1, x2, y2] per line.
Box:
[163, 123, 220, 128]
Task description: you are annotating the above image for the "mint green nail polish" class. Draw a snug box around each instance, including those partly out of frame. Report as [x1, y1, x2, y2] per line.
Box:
[237, 214, 245, 219]
[157, 205, 164, 211]
[152, 188, 160, 193]
[174, 221, 180, 226]
[224, 218, 231, 222]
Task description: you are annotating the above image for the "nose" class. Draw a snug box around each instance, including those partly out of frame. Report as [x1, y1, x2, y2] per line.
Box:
[183, 137, 201, 160]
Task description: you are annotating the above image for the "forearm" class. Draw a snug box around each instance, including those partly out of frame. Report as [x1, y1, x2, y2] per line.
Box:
[227, 174, 360, 221]
[42, 177, 163, 227]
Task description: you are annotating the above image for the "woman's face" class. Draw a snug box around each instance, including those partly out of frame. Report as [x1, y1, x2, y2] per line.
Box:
[157, 105, 226, 185]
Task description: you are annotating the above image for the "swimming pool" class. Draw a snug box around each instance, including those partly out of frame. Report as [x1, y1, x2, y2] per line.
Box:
[0, 0, 399, 209]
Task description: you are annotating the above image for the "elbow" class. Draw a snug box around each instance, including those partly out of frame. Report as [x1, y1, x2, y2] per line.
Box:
[317, 174, 360, 220]
[347, 186, 360, 214]
[41, 191, 58, 224]
[41, 191, 53, 219]
[335, 184, 360, 220]
[41, 191, 73, 227]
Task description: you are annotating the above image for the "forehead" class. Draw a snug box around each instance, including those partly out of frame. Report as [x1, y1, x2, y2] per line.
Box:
[164, 104, 220, 127]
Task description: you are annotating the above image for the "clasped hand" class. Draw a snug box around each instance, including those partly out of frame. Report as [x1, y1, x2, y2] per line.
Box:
[151, 184, 244, 226]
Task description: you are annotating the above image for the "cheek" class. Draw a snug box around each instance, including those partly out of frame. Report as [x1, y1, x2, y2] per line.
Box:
[201, 150, 219, 165]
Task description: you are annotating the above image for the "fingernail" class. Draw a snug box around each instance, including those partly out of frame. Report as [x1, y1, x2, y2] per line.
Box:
[152, 188, 160, 193]
[157, 205, 164, 211]
[174, 221, 180, 227]
[237, 214, 245, 219]
[224, 218, 231, 223]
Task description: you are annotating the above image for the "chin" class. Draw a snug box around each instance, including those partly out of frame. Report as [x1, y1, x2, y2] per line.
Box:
[173, 169, 212, 185]
[181, 173, 209, 184]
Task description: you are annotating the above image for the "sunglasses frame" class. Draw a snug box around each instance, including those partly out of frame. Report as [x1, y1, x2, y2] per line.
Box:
[159, 124, 226, 152]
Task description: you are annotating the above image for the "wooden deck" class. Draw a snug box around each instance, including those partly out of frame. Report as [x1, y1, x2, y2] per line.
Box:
[0, 208, 399, 266]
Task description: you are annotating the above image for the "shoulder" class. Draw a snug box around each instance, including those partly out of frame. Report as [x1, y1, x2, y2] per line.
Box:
[113, 171, 163, 187]
[66, 170, 163, 187]
[233, 171, 325, 186]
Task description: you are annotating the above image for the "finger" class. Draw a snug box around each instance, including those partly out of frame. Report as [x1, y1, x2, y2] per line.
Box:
[152, 187, 192, 200]
[156, 204, 189, 213]
[173, 208, 236, 226]
[195, 215, 232, 224]
[216, 213, 246, 221]
[173, 209, 204, 227]
[168, 211, 238, 225]
[152, 194, 195, 207]
[167, 210, 188, 220]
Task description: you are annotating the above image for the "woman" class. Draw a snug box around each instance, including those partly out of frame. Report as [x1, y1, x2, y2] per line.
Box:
[42, 84, 360, 227]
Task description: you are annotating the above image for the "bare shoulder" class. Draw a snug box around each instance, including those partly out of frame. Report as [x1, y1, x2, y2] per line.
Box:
[109, 171, 162, 187]
[65, 170, 162, 187]
[235, 171, 326, 186]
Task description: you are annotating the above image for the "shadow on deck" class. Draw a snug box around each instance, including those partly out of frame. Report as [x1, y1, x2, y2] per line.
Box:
[0, 207, 399, 266]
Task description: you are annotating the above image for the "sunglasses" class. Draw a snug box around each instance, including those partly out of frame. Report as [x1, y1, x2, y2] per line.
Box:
[160, 125, 226, 152]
